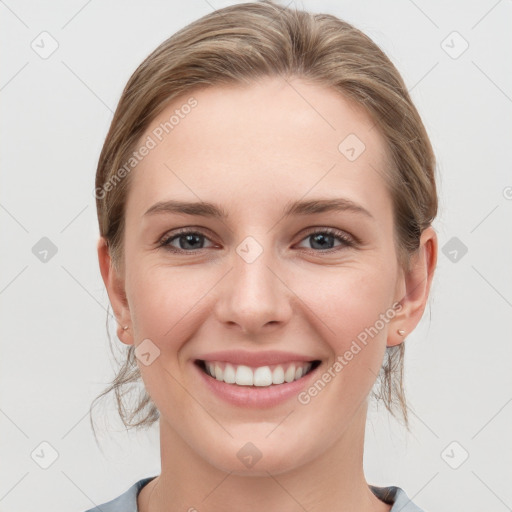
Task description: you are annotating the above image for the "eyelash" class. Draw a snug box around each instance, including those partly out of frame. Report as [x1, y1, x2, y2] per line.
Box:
[157, 227, 356, 254]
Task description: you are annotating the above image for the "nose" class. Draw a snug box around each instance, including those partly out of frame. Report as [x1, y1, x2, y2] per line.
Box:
[213, 238, 293, 336]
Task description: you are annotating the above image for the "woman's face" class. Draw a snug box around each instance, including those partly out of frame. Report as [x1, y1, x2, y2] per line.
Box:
[103, 77, 423, 475]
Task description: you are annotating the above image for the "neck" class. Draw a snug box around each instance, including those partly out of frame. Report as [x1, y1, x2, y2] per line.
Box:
[139, 403, 390, 512]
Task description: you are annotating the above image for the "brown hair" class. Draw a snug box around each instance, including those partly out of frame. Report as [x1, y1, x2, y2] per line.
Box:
[90, 0, 437, 437]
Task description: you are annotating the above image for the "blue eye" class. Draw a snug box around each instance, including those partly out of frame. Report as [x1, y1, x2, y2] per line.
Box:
[296, 228, 354, 251]
[158, 227, 354, 254]
[159, 230, 215, 252]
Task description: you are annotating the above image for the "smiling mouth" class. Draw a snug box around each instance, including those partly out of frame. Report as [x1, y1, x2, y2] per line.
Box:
[195, 359, 321, 387]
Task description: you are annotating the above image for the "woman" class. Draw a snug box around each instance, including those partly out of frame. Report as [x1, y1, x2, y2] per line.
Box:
[87, 1, 437, 510]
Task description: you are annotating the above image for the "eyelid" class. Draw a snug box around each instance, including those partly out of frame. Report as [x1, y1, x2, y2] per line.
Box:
[157, 226, 218, 248]
[299, 226, 356, 245]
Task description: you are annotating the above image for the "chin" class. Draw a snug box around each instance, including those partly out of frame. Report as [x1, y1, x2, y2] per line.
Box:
[199, 434, 313, 476]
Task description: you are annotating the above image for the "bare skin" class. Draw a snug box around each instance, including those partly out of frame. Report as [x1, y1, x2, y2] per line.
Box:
[98, 76, 437, 512]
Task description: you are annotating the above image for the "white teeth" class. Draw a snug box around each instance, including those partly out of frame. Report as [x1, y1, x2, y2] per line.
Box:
[272, 365, 285, 384]
[235, 365, 254, 386]
[223, 363, 236, 383]
[203, 361, 315, 387]
[254, 366, 273, 386]
[284, 364, 296, 383]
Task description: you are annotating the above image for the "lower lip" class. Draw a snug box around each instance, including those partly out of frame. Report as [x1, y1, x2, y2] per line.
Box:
[193, 361, 321, 408]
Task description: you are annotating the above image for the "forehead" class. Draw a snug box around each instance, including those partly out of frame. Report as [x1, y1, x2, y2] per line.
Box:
[125, 76, 392, 222]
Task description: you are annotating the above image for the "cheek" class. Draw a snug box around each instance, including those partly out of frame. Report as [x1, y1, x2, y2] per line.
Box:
[292, 264, 394, 393]
[297, 263, 394, 340]
[124, 264, 210, 414]
[125, 262, 215, 356]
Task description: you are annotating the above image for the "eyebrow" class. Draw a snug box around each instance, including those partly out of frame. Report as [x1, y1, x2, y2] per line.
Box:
[143, 197, 374, 220]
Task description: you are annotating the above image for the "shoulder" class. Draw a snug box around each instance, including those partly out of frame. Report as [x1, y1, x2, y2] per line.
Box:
[369, 484, 427, 512]
[82, 476, 157, 512]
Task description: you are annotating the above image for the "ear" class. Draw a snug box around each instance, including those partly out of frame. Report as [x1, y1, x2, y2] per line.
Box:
[387, 226, 438, 347]
[97, 237, 133, 346]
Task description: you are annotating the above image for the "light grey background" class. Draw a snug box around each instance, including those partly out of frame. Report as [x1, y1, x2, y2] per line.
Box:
[1, 1, 511, 511]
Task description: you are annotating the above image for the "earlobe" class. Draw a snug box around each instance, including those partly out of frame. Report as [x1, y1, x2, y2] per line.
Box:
[387, 226, 438, 347]
[387, 326, 407, 348]
[97, 237, 133, 346]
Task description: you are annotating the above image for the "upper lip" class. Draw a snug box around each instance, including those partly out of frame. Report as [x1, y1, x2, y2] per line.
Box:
[195, 350, 320, 367]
